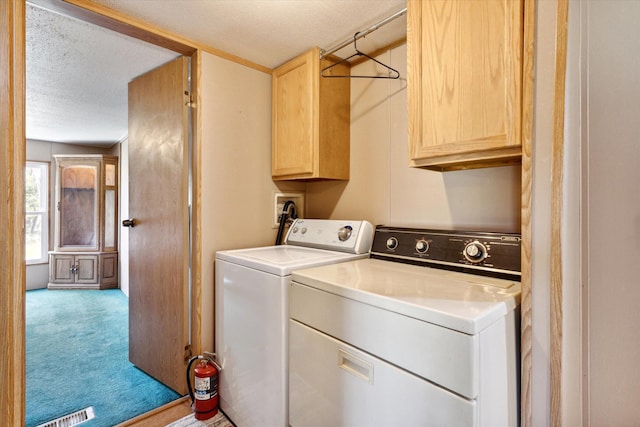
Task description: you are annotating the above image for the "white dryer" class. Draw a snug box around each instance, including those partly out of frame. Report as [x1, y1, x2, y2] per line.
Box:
[289, 225, 522, 427]
[214, 219, 373, 427]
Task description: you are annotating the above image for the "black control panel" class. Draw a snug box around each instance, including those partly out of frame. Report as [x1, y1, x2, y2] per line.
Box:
[370, 225, 521, 280]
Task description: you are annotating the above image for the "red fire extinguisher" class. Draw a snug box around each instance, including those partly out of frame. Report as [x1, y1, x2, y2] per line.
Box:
[187, 354, 221, 420]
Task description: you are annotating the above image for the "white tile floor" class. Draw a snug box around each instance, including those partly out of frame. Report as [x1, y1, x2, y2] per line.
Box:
[166, 410, 234, 427]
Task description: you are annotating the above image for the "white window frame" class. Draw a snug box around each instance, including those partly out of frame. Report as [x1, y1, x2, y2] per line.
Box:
[25, 161, 49, 264]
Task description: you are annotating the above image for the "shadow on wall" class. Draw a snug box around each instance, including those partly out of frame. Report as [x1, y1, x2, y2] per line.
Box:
[443, 165, 522, 232]
[351, 77, 408, 124]
[304, 181, 348, 219]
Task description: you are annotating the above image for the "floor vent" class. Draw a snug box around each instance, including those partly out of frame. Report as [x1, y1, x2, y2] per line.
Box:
[37, 407, 96, 427]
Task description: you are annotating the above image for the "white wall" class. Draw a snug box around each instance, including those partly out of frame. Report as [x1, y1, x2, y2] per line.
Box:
[533, 1, 640, 423]
[199, 52, 304, 352]
[579, 1, 640, 424]
[25, 139, 116, 290]
[119, 138, 129, 296]
[307, 43, 521, 233]
[562, 0, 584, 423]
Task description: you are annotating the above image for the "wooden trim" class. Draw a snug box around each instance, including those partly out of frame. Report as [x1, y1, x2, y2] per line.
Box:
[0, 0, 26, 425]
[116, 396, 192, 426]
[550, 0, 569, 424]
[28, 0, 272, 74]
[190, 49, 202, 357]
[520, 0, 536, 425]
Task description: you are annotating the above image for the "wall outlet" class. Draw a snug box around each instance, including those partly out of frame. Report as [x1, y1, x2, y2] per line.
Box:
[273, 192, 305, 228]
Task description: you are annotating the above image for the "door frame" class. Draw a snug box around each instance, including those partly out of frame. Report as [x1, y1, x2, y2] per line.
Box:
[1, 0, 205, 421]
[1, 1, 26, 424]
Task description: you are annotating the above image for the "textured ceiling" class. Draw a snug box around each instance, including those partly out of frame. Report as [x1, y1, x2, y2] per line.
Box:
[26, 3, 179, 146]
[26, 0, 407, 146]
[91, 0, 407, 68]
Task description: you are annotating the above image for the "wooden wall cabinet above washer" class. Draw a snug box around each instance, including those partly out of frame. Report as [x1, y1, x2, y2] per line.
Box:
[272, 47, 350, 181]
[407, 0, 526, 171]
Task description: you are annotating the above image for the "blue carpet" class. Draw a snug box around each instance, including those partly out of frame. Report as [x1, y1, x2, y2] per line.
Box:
[26, 289, 181, 427]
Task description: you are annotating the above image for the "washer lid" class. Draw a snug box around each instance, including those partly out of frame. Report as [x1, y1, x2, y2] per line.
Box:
[291, 258, 521, 334]
[216, 245, 366, 276]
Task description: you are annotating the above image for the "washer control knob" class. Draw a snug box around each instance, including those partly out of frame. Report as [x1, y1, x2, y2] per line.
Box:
[338, 225, 353, 241]
[464, 241, 488, 263]
[415, 239, 429, 254]
[386, 237, 399, 250]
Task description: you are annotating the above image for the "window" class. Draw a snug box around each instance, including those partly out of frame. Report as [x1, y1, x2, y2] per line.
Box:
[25, 162, 49, 264]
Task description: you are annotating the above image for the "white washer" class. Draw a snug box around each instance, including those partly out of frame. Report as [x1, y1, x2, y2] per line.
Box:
[289, 226, 522, 427]
[214, 219, 373, 427]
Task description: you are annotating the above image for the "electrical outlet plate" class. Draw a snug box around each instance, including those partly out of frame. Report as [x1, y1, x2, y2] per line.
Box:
[273, 192, 305, 228]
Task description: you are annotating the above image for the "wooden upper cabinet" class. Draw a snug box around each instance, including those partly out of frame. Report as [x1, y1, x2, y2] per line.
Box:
[272, 47, 350, 180]
[408, 0, 525, 171]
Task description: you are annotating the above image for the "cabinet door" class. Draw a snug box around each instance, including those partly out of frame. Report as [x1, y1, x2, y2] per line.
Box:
[57, 160, 100, 250]
[100, 253, 118, 288]
[408, 0, 523, 170]
[272, 49, 316, 178]
[75, 254, 98, 284]
[49, 254, 75, 284]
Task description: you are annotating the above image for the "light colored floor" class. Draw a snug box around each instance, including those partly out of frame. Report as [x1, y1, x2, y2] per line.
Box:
[166, 410, 234, 427]
[116, 397, 234, 427]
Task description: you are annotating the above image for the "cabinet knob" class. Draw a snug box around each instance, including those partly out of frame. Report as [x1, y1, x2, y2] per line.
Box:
[122, 218, 136, 228]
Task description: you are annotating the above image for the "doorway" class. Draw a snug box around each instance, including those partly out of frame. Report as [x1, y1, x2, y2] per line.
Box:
[26, 2, 199, 424]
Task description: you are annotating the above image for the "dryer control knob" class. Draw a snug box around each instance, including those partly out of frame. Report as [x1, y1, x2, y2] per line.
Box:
[464, 241, 488, 263]
[386, 237, 399, 250]
[415, 239, 429, 254]
[338, 225, 353, 241]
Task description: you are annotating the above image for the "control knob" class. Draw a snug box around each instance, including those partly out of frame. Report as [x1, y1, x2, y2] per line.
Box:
[415, 239, 429, 254]
[386, 237, 399, 250]
[338, 225, 353, 241]
[463, 241, 488, 263]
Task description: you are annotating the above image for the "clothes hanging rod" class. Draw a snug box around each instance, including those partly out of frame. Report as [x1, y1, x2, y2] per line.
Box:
[320, 7, 407, 59]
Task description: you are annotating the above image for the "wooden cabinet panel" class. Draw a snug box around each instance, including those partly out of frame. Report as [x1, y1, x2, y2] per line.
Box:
[272, 51, 315, 177]
[272, 47, 350, 180]
[48, 252, 117, 289]
[101, 252, 118, 287]
[51, 254, 75, 284]
[408, 0, 525, 171]
[75, 255, 98, 283]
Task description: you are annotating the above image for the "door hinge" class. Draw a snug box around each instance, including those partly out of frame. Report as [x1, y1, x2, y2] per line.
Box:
[184, 91, 195, 108]
[184, 344, 193, 363]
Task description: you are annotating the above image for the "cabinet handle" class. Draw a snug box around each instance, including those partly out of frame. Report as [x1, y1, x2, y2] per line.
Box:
[70, 265, 78, 274]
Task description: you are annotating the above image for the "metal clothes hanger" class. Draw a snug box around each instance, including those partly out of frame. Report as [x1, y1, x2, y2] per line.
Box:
[321, 32, 400, 79]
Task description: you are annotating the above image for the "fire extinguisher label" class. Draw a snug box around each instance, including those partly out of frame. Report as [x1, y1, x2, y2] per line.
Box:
[195, 374, 218, 400]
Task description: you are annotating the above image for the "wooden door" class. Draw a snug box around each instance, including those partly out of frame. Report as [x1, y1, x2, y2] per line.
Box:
[128, 56, 190, 394]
